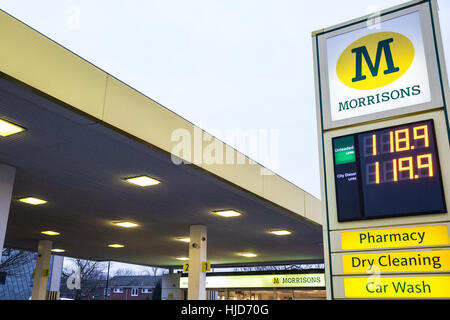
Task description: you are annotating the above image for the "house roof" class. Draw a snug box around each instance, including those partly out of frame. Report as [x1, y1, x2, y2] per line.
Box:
[108, 275, 162, 288]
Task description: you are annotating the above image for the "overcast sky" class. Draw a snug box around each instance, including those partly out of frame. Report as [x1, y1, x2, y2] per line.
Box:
[1, 0, 449, 200]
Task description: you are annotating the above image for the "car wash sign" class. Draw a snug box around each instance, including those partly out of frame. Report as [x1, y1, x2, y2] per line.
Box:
[315, 0, 445, 129]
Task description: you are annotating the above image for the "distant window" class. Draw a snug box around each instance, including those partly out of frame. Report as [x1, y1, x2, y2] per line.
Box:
[131, 288, 139, 296]
[104, 288, 111, 296]
[113, 288, 123, 293]
[142, 288, 152, 294]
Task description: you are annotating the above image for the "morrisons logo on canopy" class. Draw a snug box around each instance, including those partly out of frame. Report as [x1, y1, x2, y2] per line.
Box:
[272, 275, 323, 286]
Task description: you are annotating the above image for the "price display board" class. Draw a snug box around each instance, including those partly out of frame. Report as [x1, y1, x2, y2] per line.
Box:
[333, 119, 446, 221]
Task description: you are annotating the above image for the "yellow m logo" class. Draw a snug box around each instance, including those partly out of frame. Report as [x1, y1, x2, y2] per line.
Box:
[272, 277, 281, 286]
[336, 32, 414, 90]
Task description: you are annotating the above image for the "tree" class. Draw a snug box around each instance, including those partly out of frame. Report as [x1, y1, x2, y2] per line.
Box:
[152, 279, 162, 300]
[61, 258, 108, 300]
[113, 268, 135, 277]
[233, 263, 325, 272]
[0, 249, 35, 277]
[141, 266, 160, 276]
[233, 265, 288, 272]
[113, 264, 164, 277]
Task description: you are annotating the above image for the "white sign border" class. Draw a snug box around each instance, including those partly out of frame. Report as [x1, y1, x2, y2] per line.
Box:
[316, 1, 444, 130]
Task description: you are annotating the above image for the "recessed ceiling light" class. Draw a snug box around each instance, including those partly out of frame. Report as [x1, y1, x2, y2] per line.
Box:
[124, 176, 161, 187]
[212, 210, 242, 218]
[51, 249, 65, 253]
[41, 231, 60, 236]
[269, 230, 292, 236]
[176, 257, 189, 261]
[108, 244, 125, 248]
[175, 237, 190, 243]
[18, 197, 47, 205]
[0, 118, 25, 137]
[238, 252, 258, 258]
[112, 221, 139, 228]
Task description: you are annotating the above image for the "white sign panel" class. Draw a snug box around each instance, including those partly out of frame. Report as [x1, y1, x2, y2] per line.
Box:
[316, 1, 445, 129]
[327, 12, 430, 121]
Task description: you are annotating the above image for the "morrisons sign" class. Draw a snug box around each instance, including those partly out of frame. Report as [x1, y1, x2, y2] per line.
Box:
[318, 7, 442, 128]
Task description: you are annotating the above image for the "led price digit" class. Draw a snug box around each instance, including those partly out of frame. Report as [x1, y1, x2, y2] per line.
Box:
[368, 124, 434, 184]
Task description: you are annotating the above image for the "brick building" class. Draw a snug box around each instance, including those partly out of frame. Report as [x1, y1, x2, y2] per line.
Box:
[105, 276, 161, 300]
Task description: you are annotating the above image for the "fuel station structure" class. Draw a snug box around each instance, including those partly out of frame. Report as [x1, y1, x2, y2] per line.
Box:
[2, 0, 448, 302]
[0, 8, 322, 300]
[313, 0, 450, 299]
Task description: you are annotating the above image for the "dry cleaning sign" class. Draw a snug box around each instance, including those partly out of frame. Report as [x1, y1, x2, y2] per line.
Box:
[326, 11, 431, 122]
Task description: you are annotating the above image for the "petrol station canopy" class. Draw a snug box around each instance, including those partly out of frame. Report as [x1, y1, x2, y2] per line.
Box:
[0, 10, 323, 268]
